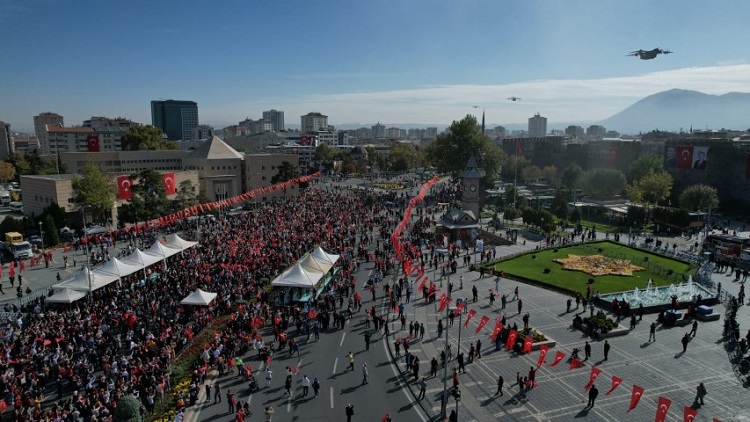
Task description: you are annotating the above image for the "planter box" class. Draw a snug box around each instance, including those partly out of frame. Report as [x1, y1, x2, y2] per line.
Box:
[574, 321, 630, 339]
[695, 313, 720, 322]
[530, 339, 556, 351]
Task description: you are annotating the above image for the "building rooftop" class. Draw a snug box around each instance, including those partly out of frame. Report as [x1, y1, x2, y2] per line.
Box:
[187, 135, 243, 160]
[47, 126, 95, 133]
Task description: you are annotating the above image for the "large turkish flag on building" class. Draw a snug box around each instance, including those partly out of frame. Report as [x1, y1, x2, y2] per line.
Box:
[162, 173, 176, 195]
[86, 135, 100, 152]
[117, 175, 133, 200]
[676, 146, 694, 169]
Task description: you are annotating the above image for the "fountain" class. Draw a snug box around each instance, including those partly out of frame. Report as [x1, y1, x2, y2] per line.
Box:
[598, 275, 712, 309]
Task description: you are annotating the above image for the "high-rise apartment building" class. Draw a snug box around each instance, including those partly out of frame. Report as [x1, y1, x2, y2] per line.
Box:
[371, 123, 386, 138]
[262, 109, 285, 132]
[528, 113, 547, 138]
[0, 121, 15, 160]
[151, 100, 199, 141]
[34, 112, 64, 155]
[300, 112, 328, 132]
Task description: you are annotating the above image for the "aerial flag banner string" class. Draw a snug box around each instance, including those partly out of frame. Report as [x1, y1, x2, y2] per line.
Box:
[391, 176, 440, 259]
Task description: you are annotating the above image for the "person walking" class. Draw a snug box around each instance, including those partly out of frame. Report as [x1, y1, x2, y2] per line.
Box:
[346, 351, 355, 372]
[364, 331, 371, 351]
[214, 383, 222, 403]
[695, 382, 707, 405]
[205, 383, 211, 403]
[649, 322, 657, 342]
[682, 332, 690, 353]
[301, 375, 310, 396]
[417, 377, 427, 400]
[587, 384, 599, 407]
[517, 299, 523, 315]
[495, 374, 504, 396]
[690, 320, 698, 337]
[312, 377, 321, 397]
[361, 363, 369, 385]
[227, 390, 235, 414]
[284, 375, 292, 396]
[584, 341, 591, 360]
[513, 286, 519, 300]
[528, 367, 536, 390]
[264, 406, 275, 422]
[567, 298, 572, 313]
[264, 367, 273, 387]
[475, 339, 482, 359]
[603, 340, 610, 361]
[457, 352, 465, 373]
[345, 404, 354, 422]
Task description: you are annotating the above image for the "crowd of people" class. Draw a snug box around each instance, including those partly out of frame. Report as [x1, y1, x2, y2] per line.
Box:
[0, 182, 448, 422]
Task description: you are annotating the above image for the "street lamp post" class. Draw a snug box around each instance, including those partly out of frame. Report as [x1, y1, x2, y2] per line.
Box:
[80, 206, 93, 302]
[441, 303, 450, 418]
[38, 221, 44, 256]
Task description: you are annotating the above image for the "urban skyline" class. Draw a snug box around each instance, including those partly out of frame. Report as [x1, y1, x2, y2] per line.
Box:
[2, 1, 749, 132]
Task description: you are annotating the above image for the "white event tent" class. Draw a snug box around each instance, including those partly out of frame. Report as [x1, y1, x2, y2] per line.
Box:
[180, 289, 218, 306]
[121, 249, 163, 268]
[45, 288, 87, 304]
[96, 257, 144, 279]
[271, 247, 340, 289]
[145, 241, 181, 260]
[54, 267, 119, 292]
[165, 234, 199, 251]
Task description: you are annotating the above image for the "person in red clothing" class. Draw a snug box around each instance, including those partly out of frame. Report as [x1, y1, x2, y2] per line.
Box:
[452, 367, 460, 389]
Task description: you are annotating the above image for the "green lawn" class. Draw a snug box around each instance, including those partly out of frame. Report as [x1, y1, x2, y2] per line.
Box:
[487, 241, 697, 296]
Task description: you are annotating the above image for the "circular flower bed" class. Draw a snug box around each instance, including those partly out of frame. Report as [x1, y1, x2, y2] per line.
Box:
[553, 254, 644, 277]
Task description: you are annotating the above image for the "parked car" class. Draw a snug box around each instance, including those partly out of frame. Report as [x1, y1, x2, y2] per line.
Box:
[28, 235, 42, 248]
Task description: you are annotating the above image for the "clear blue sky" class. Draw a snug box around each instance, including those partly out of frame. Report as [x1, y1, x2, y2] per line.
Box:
[1, 0, 749, 132]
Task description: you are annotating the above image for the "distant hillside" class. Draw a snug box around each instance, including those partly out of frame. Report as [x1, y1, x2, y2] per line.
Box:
[597, 89, 750, 134]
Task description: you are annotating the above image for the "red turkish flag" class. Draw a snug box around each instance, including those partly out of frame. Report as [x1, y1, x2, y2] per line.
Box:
[490, 319, 503, 341]
[117, 175, 133, 200]
[683, 406, 698, 422]
[516, 139, 523, 156]
[86, 134, 100, 152]
[655, 396, 671, 422]
[608, 147, 618, 165]
[549, 351, 565, 367]
[505, 329, 517, 350]
[584, 367, 602, 391]
[628, 385, 645, 411]
[713, 419, 722, 422]
[605, 375, 622, 395]
[522, 335, 533, 353]
[438, 294, 449, 313]
[161, 173, 177, 195]
[677, 146, 694, 169]
[464, 309, 477, 328]
[536, 344, 549, 368]
[455, 302, 464, 315]
[417, 277, 426, 292]
[475, 315, 490, 333]
[569, 357, 584, 370]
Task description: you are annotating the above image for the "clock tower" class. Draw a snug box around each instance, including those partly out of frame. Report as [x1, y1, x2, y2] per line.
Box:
[461, 153, 485, 218]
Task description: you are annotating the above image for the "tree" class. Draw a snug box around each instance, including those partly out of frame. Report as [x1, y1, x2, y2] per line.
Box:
[630, 171, 673, 205]
[388, 144, 419, 172]
[42, 214, 60, 246]
[424, 115, 504, 183]
[113, 395, 142, 422]
[39, 202, 68, 232]
[678, 184, 719, 211]
[570, 206, 582, 223]
[271, 161, 300, 196]
[121, 125, 177, 151]
[0, 215, 22, 235]
[174, 180, 199, 210]
[118, 169, 170, 223]
[628, 154, 664, 183]
[551, 189, 572, 220]
[314, 143, 337, 166]
[521, 165, 542, 183]
[560, 164, 583, 189]
[5, 152, 30, 175]
[579, 168, 627, 197]
[0, 161, 16, 184]
[71, 161, 116, 225]
[500, 155, 530, 181]
[541, 165, 559, 187]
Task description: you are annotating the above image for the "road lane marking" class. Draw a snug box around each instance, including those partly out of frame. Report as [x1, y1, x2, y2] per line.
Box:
[330, 386, 335, 408]
[333, 357, 338, 374]
[339, 332, 346, 347]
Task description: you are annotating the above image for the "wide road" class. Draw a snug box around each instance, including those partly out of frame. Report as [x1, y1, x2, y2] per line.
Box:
[188, 264, 428, 420]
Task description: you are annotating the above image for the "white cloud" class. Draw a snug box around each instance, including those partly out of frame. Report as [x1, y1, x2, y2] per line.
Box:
[202, 64, 750, 127]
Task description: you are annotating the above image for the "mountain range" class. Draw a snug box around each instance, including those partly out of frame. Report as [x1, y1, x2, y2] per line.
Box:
[596, 89, 750, 134]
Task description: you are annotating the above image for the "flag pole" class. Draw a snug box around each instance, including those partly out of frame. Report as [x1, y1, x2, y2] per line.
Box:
[513, 140, 519, 209]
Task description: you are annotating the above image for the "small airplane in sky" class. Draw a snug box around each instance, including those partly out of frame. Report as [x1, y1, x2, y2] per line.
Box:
[507, 96, 521, 101]
[627, 48, 672, 60]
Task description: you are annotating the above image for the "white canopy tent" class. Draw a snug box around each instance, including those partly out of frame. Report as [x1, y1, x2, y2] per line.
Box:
[121, 249, 163, 268]
[180, 289, 218, 306]
[54, 267, 119, 292]
[311, 247, 340, 269]
[45, 288, 87, 304]
[298, 254, 328, 274]
[95, 257, 144, 279]
[164, 234, 199, 251]
[145, 241, 181, 260]
[271, 264, 325, 288]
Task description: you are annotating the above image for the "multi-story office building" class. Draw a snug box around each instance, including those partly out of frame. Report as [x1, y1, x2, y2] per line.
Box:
[528, 113, 547, 138]
[301, 112, 328, 132]
[587, 125, 606, 138]
[151, 100, 199, 141]
[0, 121, 15, 160]
[372, 123, 386, 138]
[192, 124, 215, 140]
[262, 109, 285, 132]
[34, 112, 64, 155]
[47, 126, 124, 153]
[425, 127, 438, 139]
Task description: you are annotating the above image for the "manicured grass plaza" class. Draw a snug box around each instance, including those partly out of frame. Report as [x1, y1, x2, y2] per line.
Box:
[489, 240, 697, 296]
